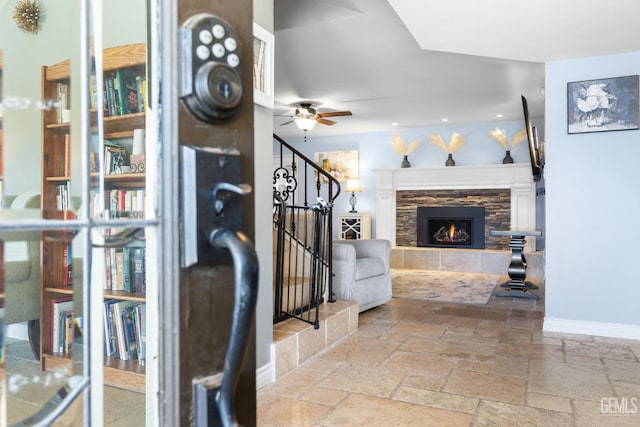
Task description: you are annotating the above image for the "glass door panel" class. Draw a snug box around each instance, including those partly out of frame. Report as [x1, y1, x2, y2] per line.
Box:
[0, 0, 157, 424]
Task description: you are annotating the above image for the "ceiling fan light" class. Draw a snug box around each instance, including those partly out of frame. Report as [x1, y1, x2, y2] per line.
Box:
[295, 117, 317, 131]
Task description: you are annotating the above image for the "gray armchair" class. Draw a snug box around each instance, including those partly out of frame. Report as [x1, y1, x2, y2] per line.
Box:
[3, 191, 41, 358]
[332, 239, 392, 312]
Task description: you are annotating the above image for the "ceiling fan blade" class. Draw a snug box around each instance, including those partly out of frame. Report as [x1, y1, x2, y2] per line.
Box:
[317, 118, 336, 126]
[317, 111, 352, 118]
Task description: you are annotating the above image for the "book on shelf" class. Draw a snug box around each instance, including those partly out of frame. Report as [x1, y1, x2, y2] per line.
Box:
[103, 299, 119, 358]
[131, 247, 146, 294]
[56, 83, 69, 123]
[109, 300, 145, 361]
[101, 67, 145, 117]
[50, 297, 73, 353]
[64, 133, 71, 176]
[116, 68, 143, 115]
[102, 244, 145, 293]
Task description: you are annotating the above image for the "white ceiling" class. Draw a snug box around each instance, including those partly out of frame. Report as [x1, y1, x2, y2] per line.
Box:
[272, 0, 640, 138]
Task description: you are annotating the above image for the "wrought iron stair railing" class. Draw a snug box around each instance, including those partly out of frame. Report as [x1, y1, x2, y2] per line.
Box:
[272, 133, 341, 328]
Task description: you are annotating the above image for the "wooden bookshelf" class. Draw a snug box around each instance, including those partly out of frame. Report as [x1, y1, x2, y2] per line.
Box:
[40, 43, 147, 392]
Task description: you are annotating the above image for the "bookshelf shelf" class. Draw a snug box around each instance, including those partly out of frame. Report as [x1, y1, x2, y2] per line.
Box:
[40, 43, 147, 392]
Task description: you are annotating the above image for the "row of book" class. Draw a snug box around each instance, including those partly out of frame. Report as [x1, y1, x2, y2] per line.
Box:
[50, 297, 74, 354]
[104, 246, 146, 293]
[90, 66, 147, 117]
[108, 189, 146, 219]
[56, 83, 69, 124]
[103, 300, 146, 362]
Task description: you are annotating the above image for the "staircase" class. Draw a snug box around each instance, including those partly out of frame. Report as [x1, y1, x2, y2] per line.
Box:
[272, 133, 341, 329]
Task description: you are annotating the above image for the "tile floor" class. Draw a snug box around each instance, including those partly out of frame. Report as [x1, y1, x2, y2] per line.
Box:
[257, 276, 640, 426]
[4, 272, 640, 425]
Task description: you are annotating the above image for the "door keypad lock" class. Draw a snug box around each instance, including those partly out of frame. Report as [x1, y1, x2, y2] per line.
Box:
[180, 13, 243, 122]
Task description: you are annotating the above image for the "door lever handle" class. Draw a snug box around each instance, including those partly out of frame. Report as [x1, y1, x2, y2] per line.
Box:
[212, 182, 252, 214]
[200, 228, 259, 427]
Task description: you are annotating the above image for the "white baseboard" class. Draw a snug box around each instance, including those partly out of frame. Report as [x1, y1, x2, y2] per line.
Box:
[256, 345, 275, 390]
[544, 317, 640, 340]
[6, 322, 29, 341]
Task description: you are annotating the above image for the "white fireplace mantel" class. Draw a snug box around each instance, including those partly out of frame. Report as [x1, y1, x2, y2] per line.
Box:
[375, 163, 537, 250]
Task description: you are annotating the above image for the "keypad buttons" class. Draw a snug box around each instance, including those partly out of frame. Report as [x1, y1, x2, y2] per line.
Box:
[198, 30, 213, 45]
[212, 43, 225, 58]
[227, 53, 240, 68]
[196, 45, 210, 60]
[212, 24, 225, 39]
[224, 37, 237, 52]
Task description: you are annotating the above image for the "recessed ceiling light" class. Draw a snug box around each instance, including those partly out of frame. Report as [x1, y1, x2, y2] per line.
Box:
[496, 113, 504, 118]
[441, 118, 449, 122]
[392, 122, 398, 126]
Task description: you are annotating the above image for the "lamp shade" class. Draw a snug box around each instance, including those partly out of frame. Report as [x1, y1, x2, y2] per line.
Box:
[345, 178, 361, 192]
[295, 117, 317, 131]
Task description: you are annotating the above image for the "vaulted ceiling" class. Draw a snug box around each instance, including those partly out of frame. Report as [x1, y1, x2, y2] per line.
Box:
[273, 0, 640, 137]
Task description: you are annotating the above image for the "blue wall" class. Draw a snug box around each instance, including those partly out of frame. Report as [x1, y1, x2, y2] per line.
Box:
[545, 51, 640, 332]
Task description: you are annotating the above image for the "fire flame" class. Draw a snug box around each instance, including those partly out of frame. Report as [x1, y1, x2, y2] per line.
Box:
[449, 224, 456, 239]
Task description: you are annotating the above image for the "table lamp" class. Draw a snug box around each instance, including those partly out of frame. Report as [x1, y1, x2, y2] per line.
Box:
[345, 178, 361, 213]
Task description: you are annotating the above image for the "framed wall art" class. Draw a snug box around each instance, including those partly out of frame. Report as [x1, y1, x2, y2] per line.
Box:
[313, 150, 359, 183]
[567, 75, 639, 134]
[253, 22, 274, 108]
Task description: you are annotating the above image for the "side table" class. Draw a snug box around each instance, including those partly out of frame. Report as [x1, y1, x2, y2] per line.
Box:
[489, 229, 543, 299]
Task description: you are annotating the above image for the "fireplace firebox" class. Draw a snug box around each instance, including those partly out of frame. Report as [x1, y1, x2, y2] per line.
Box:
[417, 207, 485, 249]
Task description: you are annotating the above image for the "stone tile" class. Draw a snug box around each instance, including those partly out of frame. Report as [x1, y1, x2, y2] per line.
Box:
[256, 393, 331, 427]
[318, 336, 400, 366]
[348, 304, 359, 333]
[476, 326, 533, 343]
[320, 393, 473, 427]
[574, 398, 640, 427]
[444, 369, 526, 405]
[390, 247, 405, 269]
[401, 336, 496, 362]
[393, 386, 479, 414]
[381, 350, 455, 377]
[403, 248, 441, 271]
[455, 359, 492, 374]
[603, 359, 640, 383]
[274, 331, 298, 379]
[299, 386, 348, 407]
[506, 317, 534, 330]
[301, 357, 345, 375]
[496, 341, 564, 361]
[401, 373, 449, 392]
[354, 323, 390, 339]
[441, 250, 480, 272]
[490, 355, 530, 378]
[298, 320, 326, 364]
[528, 359, 613, 400]
[269, 367, 328, 399]
[474, 400, 574, 427]
[479, 250, 511, 275]
[564, 339, 637, 362]
[442, 331, 500, 346]
[611, 380, 640, 399]
[326, 308, 350, 347]
[527, 391, 573, 413]
[319, 364, 405, 397]
[389, 320, 448, 339]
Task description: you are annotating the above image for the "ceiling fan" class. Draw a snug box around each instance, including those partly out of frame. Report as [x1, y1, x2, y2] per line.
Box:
[280, 102, 352, 131]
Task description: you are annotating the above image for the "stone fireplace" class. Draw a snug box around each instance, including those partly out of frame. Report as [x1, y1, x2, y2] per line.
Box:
[375, 163, 537, 251]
